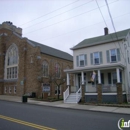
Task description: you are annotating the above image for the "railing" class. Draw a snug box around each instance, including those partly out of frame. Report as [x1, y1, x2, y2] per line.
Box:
[76, 87, 82, 103]
[63, 86, 69, 102]
[102, 84, 117, 93]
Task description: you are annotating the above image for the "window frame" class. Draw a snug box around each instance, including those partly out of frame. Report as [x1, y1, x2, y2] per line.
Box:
[110, 49, 117, 62]
[14, 86, 16, 94]
[5, 44, 18, 80]
[43, 60, 49, 77]
[55, 86, 61, 95]
[9, 87, 11, 93]
[55, 63, 61, 78]
[93, 52, 100, 65]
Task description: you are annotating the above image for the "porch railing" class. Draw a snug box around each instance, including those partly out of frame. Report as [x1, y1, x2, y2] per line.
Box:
[63, 86, 69, 102]
[102, 84, 117, 93]
[76, 86, 82, 103]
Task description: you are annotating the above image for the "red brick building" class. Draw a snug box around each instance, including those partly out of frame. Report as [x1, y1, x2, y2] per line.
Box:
[0, 21, 73, 98]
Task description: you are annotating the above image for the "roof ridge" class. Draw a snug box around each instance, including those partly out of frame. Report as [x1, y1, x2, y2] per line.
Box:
[29, 40, 72, 56]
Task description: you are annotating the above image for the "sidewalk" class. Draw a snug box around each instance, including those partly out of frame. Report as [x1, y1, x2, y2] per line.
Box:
[0, 95, 130, 114]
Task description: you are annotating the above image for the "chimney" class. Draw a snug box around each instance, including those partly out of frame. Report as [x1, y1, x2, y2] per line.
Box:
[104, 27, 109, 35]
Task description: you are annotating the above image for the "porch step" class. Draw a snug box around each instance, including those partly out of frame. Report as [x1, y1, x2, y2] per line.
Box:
[64, 93, 81, 103]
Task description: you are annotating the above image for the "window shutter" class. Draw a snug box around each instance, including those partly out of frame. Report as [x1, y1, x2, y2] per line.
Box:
[84, 54, 87, 66]
[108, 73, 111, 84]
[90, 53, 93, 65]
[117, 48, 121, 61]
[106, 50, 110, 63]
[100, 52, 103, 64]
[76, 56, 79, 67]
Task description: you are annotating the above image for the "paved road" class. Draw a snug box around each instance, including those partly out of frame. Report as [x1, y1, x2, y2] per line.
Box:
[0, 100, 129, 130]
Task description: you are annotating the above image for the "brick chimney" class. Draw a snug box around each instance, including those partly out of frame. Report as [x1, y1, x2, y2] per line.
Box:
[104, 27, 109, 35]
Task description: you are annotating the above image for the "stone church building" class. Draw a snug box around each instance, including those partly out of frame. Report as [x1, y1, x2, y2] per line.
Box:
[0, 21, 73, 98]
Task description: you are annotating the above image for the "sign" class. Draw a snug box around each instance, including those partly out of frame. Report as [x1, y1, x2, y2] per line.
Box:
[42, 83, 50, 92]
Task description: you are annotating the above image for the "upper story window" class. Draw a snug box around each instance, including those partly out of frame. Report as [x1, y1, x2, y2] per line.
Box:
[76, 54, 87, 67]
[5, 44, 18, 79]
[55, 63, 61, 78]
[110, 49, 117, 62]
[94, 52, 100, 64]
[90, 52, 102, 65]
[43, 60, 49, 77]
[106, 48, 121, 63]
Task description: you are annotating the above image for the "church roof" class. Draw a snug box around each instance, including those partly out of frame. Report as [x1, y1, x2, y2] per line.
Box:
[29, 40, 73, 61]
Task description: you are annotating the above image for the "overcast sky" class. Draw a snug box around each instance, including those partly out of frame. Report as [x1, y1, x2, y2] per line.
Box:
[1, 0, 130, 55]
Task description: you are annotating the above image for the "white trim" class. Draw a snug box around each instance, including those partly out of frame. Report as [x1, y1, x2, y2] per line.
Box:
[102, 93, 117, 95]
[93, 52, 100, 65]
[79, 54, 85, 67]
[110, 49, 117, 62]
[85, 93, 98, 95]
[85, 92, 126, 95]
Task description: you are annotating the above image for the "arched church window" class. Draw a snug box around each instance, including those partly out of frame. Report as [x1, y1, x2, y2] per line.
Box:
[55, 63, 61, 78]
[43, 60, 49, 77]
[5, 44, 18, 79]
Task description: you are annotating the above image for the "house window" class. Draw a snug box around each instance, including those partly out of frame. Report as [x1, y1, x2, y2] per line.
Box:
[90, 52, 102, 65]
[43, 60, 49, 77]
[110, 49, 117, 62]
[14, 86, 16, 93]
[9, 87, 11, 93]
[93, 52, 100, 64]
[106, 49, 120, 63]
[76, 54, 87, 67]
[55, 63, 61, 78]
[112, 72, 117, 84]
[55, 86, 61, 95]
[4, 87, 7, 93]
[5, 44, 18, 79]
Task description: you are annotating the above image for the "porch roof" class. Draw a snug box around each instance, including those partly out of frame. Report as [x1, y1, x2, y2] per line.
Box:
[64, 63, 125, 73]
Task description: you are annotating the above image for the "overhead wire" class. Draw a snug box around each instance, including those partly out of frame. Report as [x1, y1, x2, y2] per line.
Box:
[23, 0, 118, 35]
[19, 0, 80, 26]
[24, 0, 93, 29]
[40, 12, 130, 42]
[104, 0, 125, 60]
[95, 0, 125, 60]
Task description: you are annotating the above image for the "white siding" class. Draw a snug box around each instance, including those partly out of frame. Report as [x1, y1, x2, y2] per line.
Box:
[73, 41, 126, 69]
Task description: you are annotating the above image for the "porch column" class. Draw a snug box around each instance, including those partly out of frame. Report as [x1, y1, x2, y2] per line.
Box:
[67, 73, 70, 85]
[81, 71, 84, 85]
[116, 68, 120, 83]
[98, 70, 101, 84]
[81, 71, 85, 103]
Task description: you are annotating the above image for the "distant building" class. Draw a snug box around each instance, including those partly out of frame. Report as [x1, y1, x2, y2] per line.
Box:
[0, 21, 73, 98]
[64, 27, 130, 103]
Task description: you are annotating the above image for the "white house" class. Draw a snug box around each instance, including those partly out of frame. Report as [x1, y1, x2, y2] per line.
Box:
[64, 27, 130, 103]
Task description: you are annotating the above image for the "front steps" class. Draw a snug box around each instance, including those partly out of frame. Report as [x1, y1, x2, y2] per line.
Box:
[64, 93, 81, 103]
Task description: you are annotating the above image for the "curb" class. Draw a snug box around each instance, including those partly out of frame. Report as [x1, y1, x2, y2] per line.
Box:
[0, 99, 130, 115]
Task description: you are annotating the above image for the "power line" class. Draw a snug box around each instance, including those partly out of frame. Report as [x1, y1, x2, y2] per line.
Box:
[40, 12, 130, 42]
[24, 0, 118, 35]
[24, 0, 93, 30]
[95, 0, 125, 60]
[105, 0, 125, 60]
[19, 0, 80, 26]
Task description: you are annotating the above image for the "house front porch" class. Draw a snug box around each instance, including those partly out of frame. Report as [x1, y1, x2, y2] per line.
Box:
[64, 64, 128, 103]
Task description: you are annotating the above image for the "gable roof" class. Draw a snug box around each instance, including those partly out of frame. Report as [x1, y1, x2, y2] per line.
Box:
[71, 29, 130, 50]
[29, 40, 73, 61]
